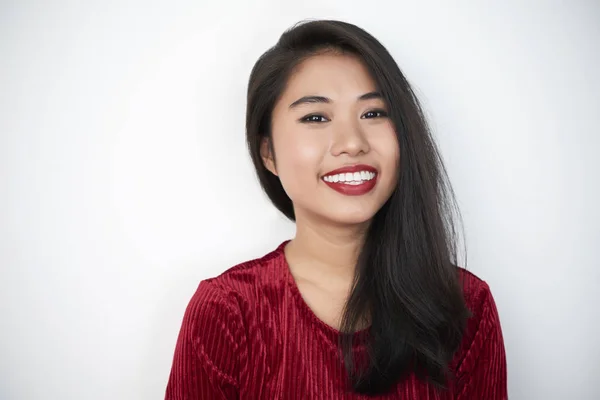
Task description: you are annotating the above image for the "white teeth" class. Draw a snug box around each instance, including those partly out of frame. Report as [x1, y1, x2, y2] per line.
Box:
[323, 171, 376, 184]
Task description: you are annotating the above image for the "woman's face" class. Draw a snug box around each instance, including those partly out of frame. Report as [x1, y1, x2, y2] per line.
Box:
[263, 52, 400, 226]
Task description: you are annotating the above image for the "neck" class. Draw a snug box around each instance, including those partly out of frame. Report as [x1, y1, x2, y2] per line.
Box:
[285, 211, 369, 287]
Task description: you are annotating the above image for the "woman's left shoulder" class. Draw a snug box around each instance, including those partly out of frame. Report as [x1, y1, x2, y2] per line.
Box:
[450, 268, 508, 398]
[456, 267, 500, 318]
[453, 267, 505, 362]
[453, 267, 505, 361]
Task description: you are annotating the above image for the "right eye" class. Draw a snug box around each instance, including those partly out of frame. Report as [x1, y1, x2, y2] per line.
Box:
[300, 114, 330, 123]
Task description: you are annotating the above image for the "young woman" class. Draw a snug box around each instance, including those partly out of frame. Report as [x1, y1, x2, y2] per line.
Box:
[165, 19, 507, 399]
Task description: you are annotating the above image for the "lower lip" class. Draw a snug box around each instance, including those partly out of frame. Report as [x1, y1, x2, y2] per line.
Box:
[322, 176, 377, 196]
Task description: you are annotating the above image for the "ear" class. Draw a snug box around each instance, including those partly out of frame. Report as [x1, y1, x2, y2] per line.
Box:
[260, 137, 278, 176]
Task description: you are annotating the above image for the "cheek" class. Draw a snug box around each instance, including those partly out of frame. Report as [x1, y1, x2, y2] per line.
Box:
[275, 141, 323, 204]
[275, 130, 326, 180]
[371, 128, 400, 183]
[372, 127, 400, 162]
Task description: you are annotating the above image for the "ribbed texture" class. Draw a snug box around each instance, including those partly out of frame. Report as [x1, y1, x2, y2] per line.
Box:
[165, 241, 507, 399]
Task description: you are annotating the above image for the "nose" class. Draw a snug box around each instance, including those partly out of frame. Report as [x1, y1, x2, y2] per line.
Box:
[329, 118, 370, 157]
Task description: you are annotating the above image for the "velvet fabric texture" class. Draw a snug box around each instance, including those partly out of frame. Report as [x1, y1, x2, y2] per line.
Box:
[166, 241, 507, 399]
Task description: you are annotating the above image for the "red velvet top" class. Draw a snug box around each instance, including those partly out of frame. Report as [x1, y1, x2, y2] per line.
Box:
[165, 241, 507, 399]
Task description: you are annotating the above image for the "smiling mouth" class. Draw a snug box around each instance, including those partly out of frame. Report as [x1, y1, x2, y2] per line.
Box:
[321, 168, 378, 196]
[322, 170, 377, 185]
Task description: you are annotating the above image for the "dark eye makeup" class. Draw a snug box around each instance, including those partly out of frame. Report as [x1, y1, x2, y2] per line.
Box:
[299, 109, 388, 123]
[361, 109, 388, 119]
[301, 114, 330, 123]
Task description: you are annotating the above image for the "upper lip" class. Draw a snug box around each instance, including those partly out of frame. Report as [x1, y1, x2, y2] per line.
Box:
[322, 164, 378, 177]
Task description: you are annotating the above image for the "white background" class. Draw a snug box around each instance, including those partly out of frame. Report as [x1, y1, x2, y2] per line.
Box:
[1, 0, 599, 399]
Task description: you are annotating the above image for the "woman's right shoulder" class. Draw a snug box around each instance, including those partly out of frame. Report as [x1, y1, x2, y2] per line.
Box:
[187, 240, 289, 314]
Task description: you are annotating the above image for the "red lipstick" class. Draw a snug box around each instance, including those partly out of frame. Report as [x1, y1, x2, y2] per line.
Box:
[321, 164, 378, 196]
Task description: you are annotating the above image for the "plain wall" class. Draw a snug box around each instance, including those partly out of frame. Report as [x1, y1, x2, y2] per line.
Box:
[1, 0, 599, 398]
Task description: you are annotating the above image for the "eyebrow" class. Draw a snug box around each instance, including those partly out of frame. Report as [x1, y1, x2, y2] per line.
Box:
[288, 91, 383, 109]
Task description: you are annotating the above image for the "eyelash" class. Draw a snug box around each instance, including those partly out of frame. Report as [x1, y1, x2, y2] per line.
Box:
[300, 109, 388, 123]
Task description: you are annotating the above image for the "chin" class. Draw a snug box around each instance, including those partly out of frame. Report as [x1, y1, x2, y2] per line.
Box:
[326, 208, 378, 226]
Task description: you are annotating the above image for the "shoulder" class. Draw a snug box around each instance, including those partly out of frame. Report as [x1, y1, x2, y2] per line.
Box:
[456, 268, 502, 329]
[452, 267, 505, 369]
[457, 267, 497, 316]
[450, 268, 508, 396]
[175, 242, 288, 370]
[202, 241, 288, 298]
[185, 241, 288, 322]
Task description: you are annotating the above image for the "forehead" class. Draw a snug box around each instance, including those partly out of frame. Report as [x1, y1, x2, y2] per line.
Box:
[282, 53, 378, 99]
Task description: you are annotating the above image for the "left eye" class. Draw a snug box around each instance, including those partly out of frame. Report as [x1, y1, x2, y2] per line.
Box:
[362, 110, 388, 119]
[302, 114, 329, 123]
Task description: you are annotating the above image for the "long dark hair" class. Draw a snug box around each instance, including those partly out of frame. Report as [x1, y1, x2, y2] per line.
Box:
[245, 19, 472, 395]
